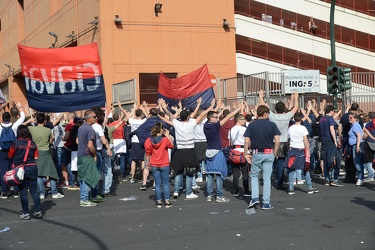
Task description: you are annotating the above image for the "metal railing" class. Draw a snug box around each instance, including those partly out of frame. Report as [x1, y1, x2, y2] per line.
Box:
[221, 71, 375, 113]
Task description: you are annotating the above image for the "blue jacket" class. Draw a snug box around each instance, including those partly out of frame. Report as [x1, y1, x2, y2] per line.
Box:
[129, 116, 171, 147]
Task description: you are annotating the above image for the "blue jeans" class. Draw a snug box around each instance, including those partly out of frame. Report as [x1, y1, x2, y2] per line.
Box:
[152, 166, 170, 201]
[54, 147, 63, 179]
[173, 171, 183, 193]
[91, 150, 104, 198]
[185, 174, 194, 195]
[101, 149, 113, 194]
[331, 147, 342, 181]
[321, 139, 337, 182]
[80, 179, 95, 202]
[288, 169, 313, 191]
[365, 162, 374, 178]
[116, 154, 126, 175]
[274, 157, 285, 187]
[251, 153, 274, 204]
[19, 165, 41, 214]
[206, 174, 223, 197]
[37, 177, 58, 196]
[352, 144, 365, 180]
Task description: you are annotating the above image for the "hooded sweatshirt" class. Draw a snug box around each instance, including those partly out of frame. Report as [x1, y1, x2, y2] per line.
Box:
[144, 135, 174, 167]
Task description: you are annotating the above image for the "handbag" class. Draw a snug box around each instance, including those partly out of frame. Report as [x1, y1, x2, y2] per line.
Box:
[229, 149, 246, 165]
[228, 128, 246, 165]
[3, 140, 31, 186]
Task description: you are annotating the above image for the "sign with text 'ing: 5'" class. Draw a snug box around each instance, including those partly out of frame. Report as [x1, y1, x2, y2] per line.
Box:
[283, 70, 320, 94]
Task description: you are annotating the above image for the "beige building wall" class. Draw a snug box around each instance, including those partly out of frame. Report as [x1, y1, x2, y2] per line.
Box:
[0, 0, 236, 108]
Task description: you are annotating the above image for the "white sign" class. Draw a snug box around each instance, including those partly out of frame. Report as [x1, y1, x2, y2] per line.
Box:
[283, 70, 320, 94]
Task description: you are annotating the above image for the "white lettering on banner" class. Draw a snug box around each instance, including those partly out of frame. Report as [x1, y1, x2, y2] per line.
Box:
[23, 63, 101, 94]
[283, 70, 320, 94]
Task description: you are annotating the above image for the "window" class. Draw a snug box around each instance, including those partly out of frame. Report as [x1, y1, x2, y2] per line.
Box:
[139, 73, 177, 104]
[234, 0, 250, 16]
[235, 35, 251, 54]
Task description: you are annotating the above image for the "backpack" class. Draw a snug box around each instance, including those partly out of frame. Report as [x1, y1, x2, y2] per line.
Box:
[0, 125, 17, 151]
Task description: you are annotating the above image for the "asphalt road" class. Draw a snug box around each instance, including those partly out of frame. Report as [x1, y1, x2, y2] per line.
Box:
[1, 173, 375, 250]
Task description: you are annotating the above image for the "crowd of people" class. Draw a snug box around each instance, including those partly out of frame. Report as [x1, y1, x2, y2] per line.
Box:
[0, 92, 374, 219]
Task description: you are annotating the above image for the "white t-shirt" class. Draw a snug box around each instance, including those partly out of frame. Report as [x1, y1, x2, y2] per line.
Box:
[228, 125, 247, 152]
[173, 118, 196, 149]
[194, 118, 207, 142]
[129, 118, 146, 143]
[288, 124, 308, 149]
[92, 123, 104, 150]
[269, 111, 294, 142]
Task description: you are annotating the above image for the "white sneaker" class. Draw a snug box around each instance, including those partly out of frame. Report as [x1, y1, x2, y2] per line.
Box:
[296, 180, 305, 185]
[39, 194, 45, 200]
[365, 177, 374, 182]
[356, 179, 364, 186]
[186, 193, 198, 199]
[52, 193, 65, 199]
[206, 196, 212, 202]
[216, 196, 230, 203]
[192, 185, 200, 190]
[196, 177, 203, 183]
[173, 192, 179, 199]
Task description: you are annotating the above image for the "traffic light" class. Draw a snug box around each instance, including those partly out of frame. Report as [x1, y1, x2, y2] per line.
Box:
[327, 66, 339, 94]
[339, 67, 352, 92]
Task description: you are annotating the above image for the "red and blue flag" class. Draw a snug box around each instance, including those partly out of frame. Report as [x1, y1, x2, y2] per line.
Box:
[158, 64, 215, 111]
[18, 43, 106, 112]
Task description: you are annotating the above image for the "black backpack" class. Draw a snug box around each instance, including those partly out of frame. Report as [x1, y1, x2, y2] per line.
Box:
[0, 125, 16, 150]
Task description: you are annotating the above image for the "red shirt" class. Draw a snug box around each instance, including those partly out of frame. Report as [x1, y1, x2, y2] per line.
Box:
[220, 119, 236, 148]
[109, 120, 124, 139]
[144, 136, 174, 167]
[64, 122, 74, 147]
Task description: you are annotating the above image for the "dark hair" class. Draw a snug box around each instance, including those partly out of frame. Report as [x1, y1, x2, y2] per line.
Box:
[17, 125, 32, 139]
[2, 112, 11, 122]
[325, 105, 335, 114]
[294, 112, 304, 122]
[91, 106, 105, 125]
[151, 122, 163, 137]
[257, 105, 270, 117]
[36, 112, 46, 124]
[275, 101, 287, 113]
[368, 111, 375, 120]
[221, 109, 230, 119]
[149, 108, 159, 117]
[207, 111, 217, 120]
[180, 110, 191, 121]
[350, 103, 359, 111]
[245, 113, 252, 122]
[135, 109, 143, 117]
[113, 113, 119, 121]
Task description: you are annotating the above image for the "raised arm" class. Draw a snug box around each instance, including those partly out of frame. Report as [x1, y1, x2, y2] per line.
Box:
[190, 97, 202, 119]
[290, 92, 299, 114]
[195, 98, 216, 124]
[219, 102, 242, 126]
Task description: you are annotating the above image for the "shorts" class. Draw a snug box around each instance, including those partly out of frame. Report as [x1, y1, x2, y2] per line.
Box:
[130, 143, 145, 161]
